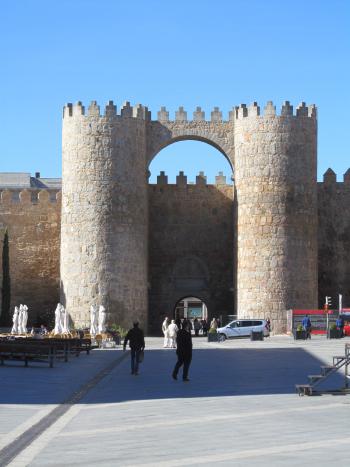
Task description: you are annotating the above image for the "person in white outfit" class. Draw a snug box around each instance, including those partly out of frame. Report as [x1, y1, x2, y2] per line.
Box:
[162, 317, 170, 348]
[168, 320, 179, 348]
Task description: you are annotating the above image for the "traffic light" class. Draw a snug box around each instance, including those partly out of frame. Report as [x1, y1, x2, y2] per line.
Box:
[325, 296, 332, 306]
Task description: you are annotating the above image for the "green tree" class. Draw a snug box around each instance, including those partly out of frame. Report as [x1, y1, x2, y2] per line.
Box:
[0, 230, 11, 326]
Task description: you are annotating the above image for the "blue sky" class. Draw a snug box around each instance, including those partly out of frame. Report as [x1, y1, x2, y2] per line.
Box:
[1, 0, 349, 183]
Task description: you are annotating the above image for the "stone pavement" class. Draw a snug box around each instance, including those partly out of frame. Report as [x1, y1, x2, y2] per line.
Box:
[1, 336, 350, 466]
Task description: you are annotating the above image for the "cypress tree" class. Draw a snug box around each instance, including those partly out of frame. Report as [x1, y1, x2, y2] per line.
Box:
[0, 230, 11, 326]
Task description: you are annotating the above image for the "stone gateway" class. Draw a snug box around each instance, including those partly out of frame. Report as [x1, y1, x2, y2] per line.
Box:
[1, 100, 349, 334]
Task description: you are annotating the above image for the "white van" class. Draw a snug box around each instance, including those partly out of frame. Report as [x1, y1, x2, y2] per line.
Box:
[217, 319, 269, 340]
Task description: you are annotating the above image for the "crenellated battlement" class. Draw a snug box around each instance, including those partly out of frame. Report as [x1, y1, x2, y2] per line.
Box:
[63, 100, 151, 120]
[63, 100, 317, 122]
[0, 189, 61, 205]
[319, 168, 350, 185]
[151, 171, 232, 187]
[157, 101, 316, 122]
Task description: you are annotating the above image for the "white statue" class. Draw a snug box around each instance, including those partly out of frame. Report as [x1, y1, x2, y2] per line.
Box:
[98, 305, 106, 334]
[22, 305, 28, 334]
[90, 305, 98, 336]
[167, 320, 178, 348]
[162, 317, 170, 348]
[11, 306, 19, 334]
[53, 303, 63, 334]
[17, 304, 28, 334]
[17, 304, 24, 334]
[62, 306, 70, 334]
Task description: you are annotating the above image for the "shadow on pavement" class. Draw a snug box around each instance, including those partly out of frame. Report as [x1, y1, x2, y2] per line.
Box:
[82, 347, 345, 404]
[0, 347, 345, 405]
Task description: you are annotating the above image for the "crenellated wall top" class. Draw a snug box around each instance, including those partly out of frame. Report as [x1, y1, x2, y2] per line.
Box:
[62, 100, 317, 122]
[151, 171, 233, 187]
[0, 189, 61, 205]
[319, 168, 350, 185]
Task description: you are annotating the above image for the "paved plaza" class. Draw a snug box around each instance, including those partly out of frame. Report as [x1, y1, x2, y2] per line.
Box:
[1, 335, 350, 466]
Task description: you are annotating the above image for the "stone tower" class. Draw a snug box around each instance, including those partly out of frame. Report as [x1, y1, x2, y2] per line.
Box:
[61, 99, 318, 333]
[233, 102, 318, 331]
[61, 101, 150, 330]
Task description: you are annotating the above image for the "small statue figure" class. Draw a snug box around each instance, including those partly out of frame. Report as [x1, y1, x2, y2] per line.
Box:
[98, 305, 106, 334]
[18, 304, 24, 334]
[90, 304, 98, 336]
[53, 303, 63, 334]
[62, 306, 70, 334]
[22, 305, 28, 334]
[11, 306, 19, 334]
[18, 304, 28, 334]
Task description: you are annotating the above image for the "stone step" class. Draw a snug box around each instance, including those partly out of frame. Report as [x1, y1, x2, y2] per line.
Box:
[308, 374, 324, 381]
[321, 365, 336, 374]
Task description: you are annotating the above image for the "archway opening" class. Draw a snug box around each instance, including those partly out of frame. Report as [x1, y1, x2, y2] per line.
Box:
[148, 140, 232, 184]
[174, 296, 208, 321]
[147, 138, 235, 335]
[173, 296, 209, 336]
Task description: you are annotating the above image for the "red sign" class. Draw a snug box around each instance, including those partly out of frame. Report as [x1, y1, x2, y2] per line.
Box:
[292, 309, 334, 315]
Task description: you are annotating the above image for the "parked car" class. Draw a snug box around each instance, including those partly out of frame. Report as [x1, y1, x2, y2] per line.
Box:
[217, 319, 270, 340]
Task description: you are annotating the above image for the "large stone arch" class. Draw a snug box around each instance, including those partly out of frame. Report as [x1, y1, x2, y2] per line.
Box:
[146, 121, 235, 170]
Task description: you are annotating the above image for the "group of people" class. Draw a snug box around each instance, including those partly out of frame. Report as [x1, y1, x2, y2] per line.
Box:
[162, 318, 179, 348]
[162, 316, 216, 346]
[301, 314, 348, 338]
[124, 317, 193, 381]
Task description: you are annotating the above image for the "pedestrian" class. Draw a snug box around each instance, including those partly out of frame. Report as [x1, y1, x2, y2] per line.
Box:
[266, 317, 271, 333]
[123, 321, 145, 375]
[210, 317, 218, 330]
[175, 317, 181, 330]
[182, 318, 190, 332]
[201, 319, 208, 336]
[172, 325, 192, 382]
[302, 314, 312, 339]
[193, 318, 201, 337]
[168, 319, 179, 348]
[162, 317, 170, 348]
[336, 315, 344, 338]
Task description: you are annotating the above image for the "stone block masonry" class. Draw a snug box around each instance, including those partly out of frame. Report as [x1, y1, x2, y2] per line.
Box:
[0, 190, 61, 325]
[1, 99, 348, 334]
[61, 101, 149, 330]
[318, 170, 350, 308]
[61, 99, 319, 334]
[148, 176, 234, 334]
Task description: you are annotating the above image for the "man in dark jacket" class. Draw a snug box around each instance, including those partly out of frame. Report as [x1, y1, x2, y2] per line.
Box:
[123, 322, 145, 375]
[172, 326, 192, 382]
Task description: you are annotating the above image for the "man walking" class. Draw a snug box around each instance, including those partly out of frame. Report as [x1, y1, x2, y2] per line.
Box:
[302, 314, 312, 339]
[336, 315, 344, 338]
[172, 323, 192, 382]
[123, 321, 145, 375]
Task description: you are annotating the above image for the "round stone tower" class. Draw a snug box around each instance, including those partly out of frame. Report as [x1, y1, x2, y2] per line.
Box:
[61, 101, 149, 330]
[233, 101, 318, 333]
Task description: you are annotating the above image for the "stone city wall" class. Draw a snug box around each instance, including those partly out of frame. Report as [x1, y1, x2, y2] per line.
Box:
[318, 169, 350, 308]
[148, 172, 234, 334]
[0, 189, 61, 325]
